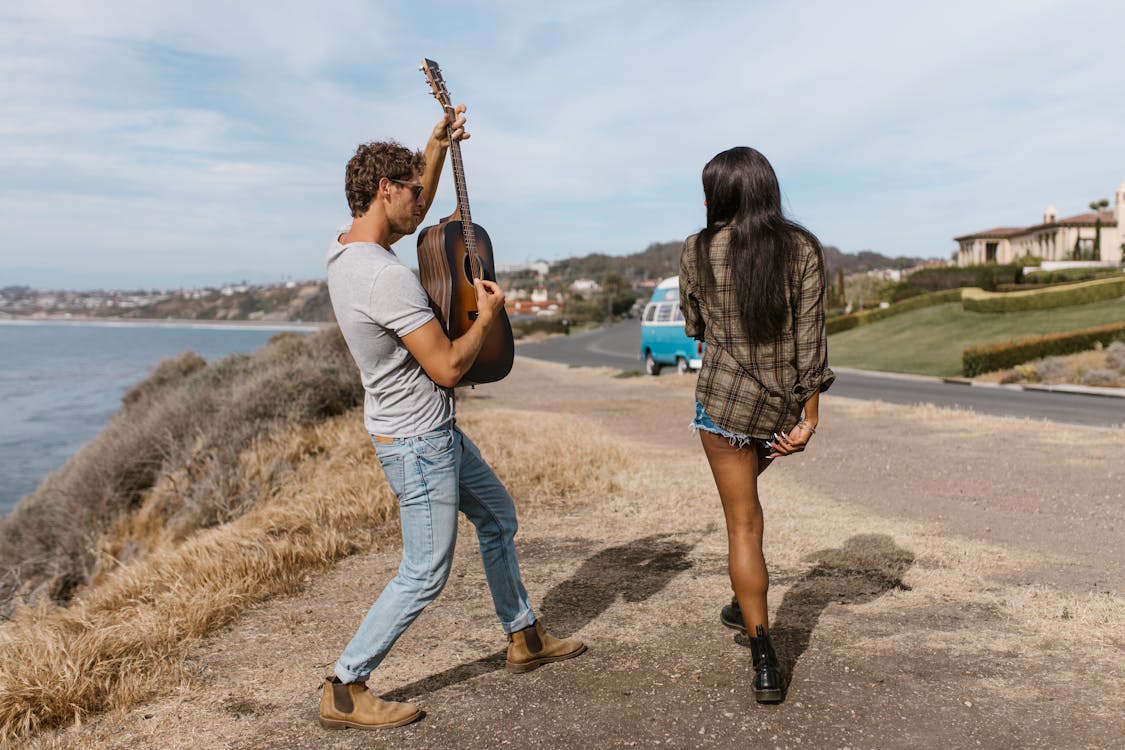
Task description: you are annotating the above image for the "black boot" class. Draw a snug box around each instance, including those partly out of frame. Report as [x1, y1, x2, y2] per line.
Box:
[720, 596, 746, 633]
[748, 625, 785, 703]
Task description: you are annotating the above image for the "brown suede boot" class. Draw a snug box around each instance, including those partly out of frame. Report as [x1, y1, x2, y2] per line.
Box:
[505, 621, 587, 673]
[319, 676, 421, 730]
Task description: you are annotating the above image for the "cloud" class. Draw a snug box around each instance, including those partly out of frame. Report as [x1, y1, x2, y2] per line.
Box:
[1, 0, 1122, 287]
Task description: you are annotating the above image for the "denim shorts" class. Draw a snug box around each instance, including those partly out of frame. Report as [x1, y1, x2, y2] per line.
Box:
[691, 402, 774, 456]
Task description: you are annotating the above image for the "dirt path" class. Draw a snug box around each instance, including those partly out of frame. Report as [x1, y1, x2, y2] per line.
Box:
[38, 358, 1124, 749]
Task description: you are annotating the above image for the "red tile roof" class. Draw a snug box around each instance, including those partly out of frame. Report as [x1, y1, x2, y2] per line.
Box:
[954, 227, 1025, 241]
[956, 211, 1116, 241]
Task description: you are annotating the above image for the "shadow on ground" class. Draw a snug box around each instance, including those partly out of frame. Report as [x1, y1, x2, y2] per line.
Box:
[384, 533, 694, 702]
[736, 533, 914, 677]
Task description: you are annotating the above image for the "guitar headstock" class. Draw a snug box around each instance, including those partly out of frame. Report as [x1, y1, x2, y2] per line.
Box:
[420, 58, 453, 113]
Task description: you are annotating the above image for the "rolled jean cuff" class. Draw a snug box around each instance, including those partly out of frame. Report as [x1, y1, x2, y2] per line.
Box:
[333, 663, 368, 685]
[502, 606, 536, 634]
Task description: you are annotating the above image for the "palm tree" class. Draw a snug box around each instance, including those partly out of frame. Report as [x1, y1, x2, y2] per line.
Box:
[1089, 198, 1110, 260]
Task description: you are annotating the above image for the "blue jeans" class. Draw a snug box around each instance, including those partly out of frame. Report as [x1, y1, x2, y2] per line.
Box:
[334, 423, 536, 683]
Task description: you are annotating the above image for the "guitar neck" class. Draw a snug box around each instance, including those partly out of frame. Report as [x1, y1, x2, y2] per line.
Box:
[447, 132, 476, 254]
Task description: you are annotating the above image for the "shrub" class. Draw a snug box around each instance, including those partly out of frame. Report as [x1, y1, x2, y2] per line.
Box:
[995, 282, 1053, 292]
[1104, 341, 1125, 373]
[905, 264, 1021, 292]
[962, 321, 1125, 376]
[826, 289, 962, 335]
[512, 318, 568, 339]
[0, 326, 362, 615]
[1021, 267, 1124, 285]
[1032, 356, 1069, 383]
[889, 283, 929, 302]
[961, 276, 1125, 313]
[1082, 369, 1120, 387]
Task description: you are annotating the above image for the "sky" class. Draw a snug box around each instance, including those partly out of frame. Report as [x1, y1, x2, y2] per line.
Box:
[1, 0, 1122, 290]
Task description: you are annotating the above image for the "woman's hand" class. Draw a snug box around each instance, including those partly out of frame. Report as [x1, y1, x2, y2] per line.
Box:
[766, 421, 815, 458]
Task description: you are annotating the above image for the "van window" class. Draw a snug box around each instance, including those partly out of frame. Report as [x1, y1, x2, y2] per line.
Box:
[671, 306, 683, 322]
[655, 303, 674, 323]
[643, 304, 657, 322]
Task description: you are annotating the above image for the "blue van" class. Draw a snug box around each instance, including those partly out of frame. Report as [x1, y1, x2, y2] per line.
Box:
[640, 276, 704, 375]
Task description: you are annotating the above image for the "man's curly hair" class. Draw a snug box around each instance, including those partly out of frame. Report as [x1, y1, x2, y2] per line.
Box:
[345, 140, 425, 217]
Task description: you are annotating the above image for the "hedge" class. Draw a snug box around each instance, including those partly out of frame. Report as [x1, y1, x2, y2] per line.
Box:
[1021, 267, 1124, 285]
[904, 263, 1022, 292]
[961, 276, 1125, 313]
[826, 289, 963, 334]
[962, 321, 1125, 376]
[512, 318, 569, 339]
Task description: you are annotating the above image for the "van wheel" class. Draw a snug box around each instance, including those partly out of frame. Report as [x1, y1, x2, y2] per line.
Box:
[676, 357, 691, 375]
[644, 351, 662, 376]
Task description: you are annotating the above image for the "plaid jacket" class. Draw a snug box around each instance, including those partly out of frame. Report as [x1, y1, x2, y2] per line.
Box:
[679, 226, 835, 438]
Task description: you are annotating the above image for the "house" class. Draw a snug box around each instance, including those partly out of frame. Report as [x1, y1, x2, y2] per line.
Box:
[570, 278, 601, 294]
[955, 181, 1124, 267]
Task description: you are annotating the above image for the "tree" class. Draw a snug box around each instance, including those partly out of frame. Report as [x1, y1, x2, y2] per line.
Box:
[601, 272, 628, 319]
[1089, 198, 1110, 261]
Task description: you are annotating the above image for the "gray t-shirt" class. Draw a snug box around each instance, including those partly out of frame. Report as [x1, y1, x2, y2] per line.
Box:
[326, 236, 454, 437]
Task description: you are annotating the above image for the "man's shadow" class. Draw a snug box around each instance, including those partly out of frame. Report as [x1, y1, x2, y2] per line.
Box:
[736, 533, 914, 678]
[383, 533, 694, 701]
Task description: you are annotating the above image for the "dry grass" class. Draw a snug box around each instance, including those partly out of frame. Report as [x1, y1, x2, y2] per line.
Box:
[0, 328, 363, 614]
[0, 408, 637, 748]
[459, 408, 637, 504]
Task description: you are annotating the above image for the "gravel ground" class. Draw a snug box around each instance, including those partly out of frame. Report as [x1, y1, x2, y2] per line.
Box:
[36, 357, 1124, 750]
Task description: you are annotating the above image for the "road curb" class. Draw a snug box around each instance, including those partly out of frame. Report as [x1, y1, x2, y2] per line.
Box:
[940, 377, 1125, 400]
[832, 367, 1125, 400]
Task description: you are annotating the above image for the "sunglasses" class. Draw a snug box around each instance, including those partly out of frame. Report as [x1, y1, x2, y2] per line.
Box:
[390, 178, 424, 200]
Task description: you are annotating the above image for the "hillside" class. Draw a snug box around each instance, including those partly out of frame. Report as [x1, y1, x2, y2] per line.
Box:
[828, 297, 1125, 376]
[0, 282, 335, 323]
[820, 245, 927, 275]
[546, 241, 929, 283]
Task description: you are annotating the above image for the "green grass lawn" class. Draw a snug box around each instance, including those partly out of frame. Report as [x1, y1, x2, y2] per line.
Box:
[828, 298, 1125, 377]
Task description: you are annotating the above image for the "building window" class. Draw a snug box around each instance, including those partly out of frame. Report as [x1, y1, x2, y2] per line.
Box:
[985, 242, 998, 263]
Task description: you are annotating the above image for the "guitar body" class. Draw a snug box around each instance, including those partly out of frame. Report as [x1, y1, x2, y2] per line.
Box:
[417, 219, 514, 385]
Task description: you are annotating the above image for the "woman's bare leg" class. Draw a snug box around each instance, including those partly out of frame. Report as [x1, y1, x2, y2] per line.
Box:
[700, 430, 771, 633]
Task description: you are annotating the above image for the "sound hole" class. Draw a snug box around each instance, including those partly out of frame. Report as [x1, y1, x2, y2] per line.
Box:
[462, 253, 482, 284]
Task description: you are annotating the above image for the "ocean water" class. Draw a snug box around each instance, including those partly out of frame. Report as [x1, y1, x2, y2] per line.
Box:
[0, 321, 315, 518]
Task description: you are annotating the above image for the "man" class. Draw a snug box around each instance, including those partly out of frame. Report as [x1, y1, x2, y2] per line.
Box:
[320, 104, 586, 731]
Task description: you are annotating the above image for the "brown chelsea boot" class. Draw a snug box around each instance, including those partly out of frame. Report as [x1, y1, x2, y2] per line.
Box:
[319, 676, 422, 730]
[505, 621, 587, 673]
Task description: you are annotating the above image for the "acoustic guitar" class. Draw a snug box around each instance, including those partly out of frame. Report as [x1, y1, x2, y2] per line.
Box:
[416, 58, 514, 385]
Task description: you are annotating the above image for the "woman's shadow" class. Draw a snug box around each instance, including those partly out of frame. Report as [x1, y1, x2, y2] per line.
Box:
[736, 533, 914, 678]
[383, 533, 694, 701]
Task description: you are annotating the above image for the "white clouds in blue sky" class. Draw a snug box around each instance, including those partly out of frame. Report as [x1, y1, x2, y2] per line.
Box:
[1, 0, 1121, 288]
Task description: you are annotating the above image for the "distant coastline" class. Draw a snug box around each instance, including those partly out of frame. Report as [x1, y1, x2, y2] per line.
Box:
[0, 315, 328, 332]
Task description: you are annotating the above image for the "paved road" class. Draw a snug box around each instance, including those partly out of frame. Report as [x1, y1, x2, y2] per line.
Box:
[516, 319, 1125, 429]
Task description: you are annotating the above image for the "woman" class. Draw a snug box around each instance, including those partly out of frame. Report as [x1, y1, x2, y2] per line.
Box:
[679, 146, 834, 703]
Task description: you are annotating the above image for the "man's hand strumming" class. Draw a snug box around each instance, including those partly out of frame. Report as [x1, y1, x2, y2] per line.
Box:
[473, 279, 505, 327]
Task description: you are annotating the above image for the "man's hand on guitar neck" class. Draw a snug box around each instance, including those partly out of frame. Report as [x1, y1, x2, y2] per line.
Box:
[419, 102, 469, 217]
[432, 103, 469, 148]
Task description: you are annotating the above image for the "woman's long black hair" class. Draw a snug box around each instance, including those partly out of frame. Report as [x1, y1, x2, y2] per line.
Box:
[695, 147, 821, 343]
